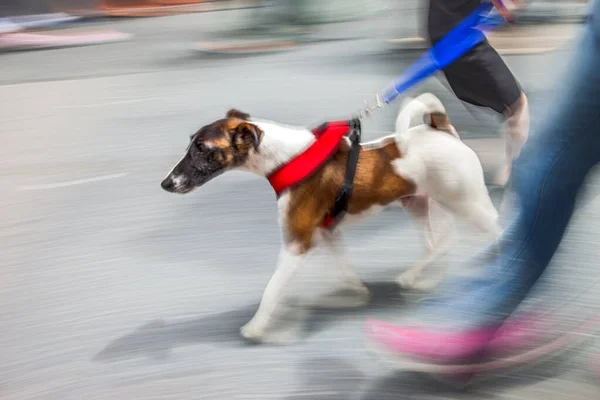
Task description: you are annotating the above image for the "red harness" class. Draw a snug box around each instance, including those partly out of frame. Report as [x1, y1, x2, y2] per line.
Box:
[266, 120, 358, 230]
[267, 120, 351, 197]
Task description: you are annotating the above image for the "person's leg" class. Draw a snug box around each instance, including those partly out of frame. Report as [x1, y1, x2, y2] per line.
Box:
[428, 0, 530, 186]
[437, 39, 529, 187]
[496, 91, 530, 186]
[366, 0, 600, 363]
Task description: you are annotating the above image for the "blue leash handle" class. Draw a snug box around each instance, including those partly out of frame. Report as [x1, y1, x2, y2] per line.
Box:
[380, 3, 506, 105]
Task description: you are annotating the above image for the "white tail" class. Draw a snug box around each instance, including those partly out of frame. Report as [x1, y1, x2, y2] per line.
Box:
[395, 93, 448, 133]
[396, 93, 459, 138]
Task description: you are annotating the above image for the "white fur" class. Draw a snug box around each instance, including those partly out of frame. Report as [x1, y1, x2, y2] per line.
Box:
[243, 119, 315, 176]
[392, 94, 500, 288]
[240, 239, 306, 341]
[238, 94, 501, 343]
[165, 142, 192, 192]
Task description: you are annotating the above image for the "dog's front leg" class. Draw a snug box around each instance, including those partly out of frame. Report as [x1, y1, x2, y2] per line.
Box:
[240, 244, 305, 343]
[309, 231, 370, 309]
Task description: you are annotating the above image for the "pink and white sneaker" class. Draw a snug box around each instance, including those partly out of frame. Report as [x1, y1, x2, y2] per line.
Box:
[365, 313, 594, 377]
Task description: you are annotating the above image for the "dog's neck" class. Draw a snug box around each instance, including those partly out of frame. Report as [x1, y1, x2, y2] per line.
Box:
[243, 120, 316, 176]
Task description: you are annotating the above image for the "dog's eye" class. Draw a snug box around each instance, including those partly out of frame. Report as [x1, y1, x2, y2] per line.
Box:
[189, 142, 203, 160]
[190, 140, 206, 152]
[196, 142, 210, 152]
[191, 141, 215, 158]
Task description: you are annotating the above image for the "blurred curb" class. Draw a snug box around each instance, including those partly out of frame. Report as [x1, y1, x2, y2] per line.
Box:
[97, 0, 258, 17]
[516, 1, 589, 24]
[193, 37, 300, 55]
[386, 23, 580, 55]
[0, 29, 131, 52]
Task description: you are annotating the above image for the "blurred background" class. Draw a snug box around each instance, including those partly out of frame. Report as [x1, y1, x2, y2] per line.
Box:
[2, 1, 600, 399]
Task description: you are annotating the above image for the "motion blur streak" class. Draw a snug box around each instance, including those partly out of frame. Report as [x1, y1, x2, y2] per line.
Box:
[1, 1, 598, 399]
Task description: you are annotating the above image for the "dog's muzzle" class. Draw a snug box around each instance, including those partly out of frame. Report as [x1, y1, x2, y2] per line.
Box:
[161, 176, 176, 192]
[161, 174, 193, 193]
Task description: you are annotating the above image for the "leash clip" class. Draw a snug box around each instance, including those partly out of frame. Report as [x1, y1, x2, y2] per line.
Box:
[360, 93, 385, 120]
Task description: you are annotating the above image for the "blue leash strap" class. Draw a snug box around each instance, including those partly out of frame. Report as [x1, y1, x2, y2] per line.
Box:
[365, 2, 506, 115]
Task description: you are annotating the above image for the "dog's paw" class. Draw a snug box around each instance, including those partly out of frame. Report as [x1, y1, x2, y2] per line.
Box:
[396, 270, 421, 290]
[240, 320, 267, 343]
[396, 271, 442, 291]
[240, 321, 300, 345]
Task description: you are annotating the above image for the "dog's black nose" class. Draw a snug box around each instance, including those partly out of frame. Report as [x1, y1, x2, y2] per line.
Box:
[161, 178, 174, 192]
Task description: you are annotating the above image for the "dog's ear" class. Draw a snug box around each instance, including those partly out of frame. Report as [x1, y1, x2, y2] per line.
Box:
[226, 109, 250, 120]
[232, 122, 263, 151]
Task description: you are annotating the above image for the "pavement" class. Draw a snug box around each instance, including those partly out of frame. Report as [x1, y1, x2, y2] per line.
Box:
[1, 9, 600, 400]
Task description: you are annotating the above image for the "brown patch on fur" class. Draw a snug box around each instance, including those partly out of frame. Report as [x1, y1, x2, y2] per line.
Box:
[191, 117, 264, 173]
[429, 112, 454, 134]
[208, 136, 231, 149]
[284, 140, 415, 252]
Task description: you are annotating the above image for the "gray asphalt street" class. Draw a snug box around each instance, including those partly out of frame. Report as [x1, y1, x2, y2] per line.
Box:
[2, 9, 600, 400]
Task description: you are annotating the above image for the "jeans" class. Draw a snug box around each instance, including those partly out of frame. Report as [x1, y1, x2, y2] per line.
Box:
[434, 0, 600, 328]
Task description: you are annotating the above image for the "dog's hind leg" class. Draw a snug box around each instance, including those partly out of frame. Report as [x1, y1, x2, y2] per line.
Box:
[396, 197, 454, 290]
[309, 232, 370, 309]
[241, 244, 306, 343]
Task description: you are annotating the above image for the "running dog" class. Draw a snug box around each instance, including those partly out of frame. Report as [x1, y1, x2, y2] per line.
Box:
[161, 93, 500, 343]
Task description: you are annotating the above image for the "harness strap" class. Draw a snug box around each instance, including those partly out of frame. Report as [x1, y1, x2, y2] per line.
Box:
[322, 118, 362, 231]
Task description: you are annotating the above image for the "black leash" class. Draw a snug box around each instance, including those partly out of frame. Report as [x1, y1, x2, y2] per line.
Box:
[325, 118, 362, 231]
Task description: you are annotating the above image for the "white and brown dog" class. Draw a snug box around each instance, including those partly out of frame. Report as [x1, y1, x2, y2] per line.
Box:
[161, 93, 500, 343]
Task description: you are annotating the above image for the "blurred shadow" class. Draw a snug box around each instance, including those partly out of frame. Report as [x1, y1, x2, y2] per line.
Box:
[93, 281, 405, 363]
[282, 350, 579, 400]
[360, 346, 578, 400]
[284, 357, 365, 400]
[303, 281, 406, 337]
[360, 371, 481, 400]
[93, 304, 260, 362]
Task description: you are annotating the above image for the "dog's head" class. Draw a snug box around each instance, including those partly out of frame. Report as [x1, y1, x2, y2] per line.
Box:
[161, 109, 263, 194]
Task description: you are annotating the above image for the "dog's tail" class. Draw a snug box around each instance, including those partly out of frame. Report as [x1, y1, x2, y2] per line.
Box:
[395, 93, 458, 138]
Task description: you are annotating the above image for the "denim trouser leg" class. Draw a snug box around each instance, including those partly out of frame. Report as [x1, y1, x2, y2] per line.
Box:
[442, 0, 600, 326]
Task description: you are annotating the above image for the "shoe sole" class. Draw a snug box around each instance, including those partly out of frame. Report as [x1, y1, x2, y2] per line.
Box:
[366, 316, 600, 378]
